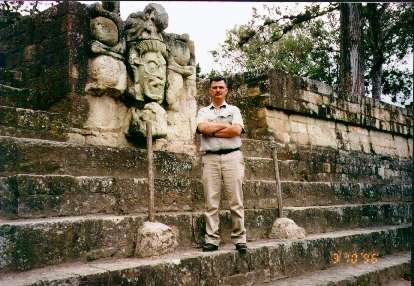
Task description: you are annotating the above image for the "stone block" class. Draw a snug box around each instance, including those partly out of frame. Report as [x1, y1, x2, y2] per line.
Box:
[84, 55, 127, 98]
[305, 101, 320, 115]
[283, 202, 412, 234]
[0, 105, 68, 139]
[23, 44, 36, 62]
[394, 136, 410, 158]
[265, 111, 290, 144]
[0, 175, 142, 217]
[269, 217, 306, 239]
[408, 137, 413, 155]
[134, 221, 178, 258]
[301, 90, 323, 105]
[308, 120, 337, 148]
[0, 224, 410, 283]
[0, 136, 193, 178]
[289, 121, 308, 134]
[347, 102, 361, 114]
[302, 77, 334, 96]
[211, 251, 237, 279]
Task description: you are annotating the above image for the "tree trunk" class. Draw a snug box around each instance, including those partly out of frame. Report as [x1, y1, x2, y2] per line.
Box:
[371, 61, 383, 100]
[339, 3, 364, 98]
[349, 3, 364, 97]
[366, 3, 387, 101]
[339, 3, 351, 96]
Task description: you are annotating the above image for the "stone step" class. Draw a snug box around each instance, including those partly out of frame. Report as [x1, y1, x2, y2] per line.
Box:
[0, 84, 53, 110]
[256, 252, 410, 286]
[271, 180, 411, 207]
[283, 202, 412, 235]
[243, 143, 412, 184]
[0, 105, 68, 141]
[240, 138, 273, 158]
[0, 226, 410, 284]
[0, 68, 23, 88]
[0, 136, 194, 179]
[1, 135, 410, 184]
[0, 202, 410, 271]
[0, 174, 411, 219]
[0, 135, 303, 181]
[0, 175, 194, 218]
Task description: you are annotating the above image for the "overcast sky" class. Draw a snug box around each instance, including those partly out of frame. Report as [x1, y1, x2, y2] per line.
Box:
[118, 1, 281, 73]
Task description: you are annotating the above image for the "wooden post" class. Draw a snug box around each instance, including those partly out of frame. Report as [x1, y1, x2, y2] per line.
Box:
[271, 145, 283, 218]
[146, 121, 155, 222]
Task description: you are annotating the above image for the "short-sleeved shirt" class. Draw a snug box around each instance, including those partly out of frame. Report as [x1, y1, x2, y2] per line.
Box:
[196, 102, 245, 152]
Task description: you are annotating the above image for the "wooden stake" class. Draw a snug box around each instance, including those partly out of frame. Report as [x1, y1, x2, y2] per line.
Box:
[146, 121, 155, 222]
[271, 145, 283, 218]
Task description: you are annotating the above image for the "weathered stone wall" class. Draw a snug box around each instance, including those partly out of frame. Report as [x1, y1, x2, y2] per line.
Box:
[197, 70, 413, 159]
[0, 2, 89, 114]
[0, 2, 198, 151]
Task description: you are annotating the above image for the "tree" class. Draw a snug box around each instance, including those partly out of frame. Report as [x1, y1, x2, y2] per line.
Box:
[211, 3, 413, 105]
[362, 3, 413, 103]
[0, 1, 61, 28]
[339, 3, 364, 98]
[211, 4, 340, 85]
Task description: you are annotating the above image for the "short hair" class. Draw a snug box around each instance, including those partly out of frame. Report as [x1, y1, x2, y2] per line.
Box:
[209, 76, 227, 86]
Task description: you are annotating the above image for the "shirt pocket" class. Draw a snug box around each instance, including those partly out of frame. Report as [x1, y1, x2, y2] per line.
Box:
[217, 113, 233, 124]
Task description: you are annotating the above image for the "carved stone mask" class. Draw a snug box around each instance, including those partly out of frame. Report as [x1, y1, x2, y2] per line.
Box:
[137, 51, 166, 102]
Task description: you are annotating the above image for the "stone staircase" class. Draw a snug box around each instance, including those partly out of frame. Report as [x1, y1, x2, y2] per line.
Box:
[0, 91, 411, 285]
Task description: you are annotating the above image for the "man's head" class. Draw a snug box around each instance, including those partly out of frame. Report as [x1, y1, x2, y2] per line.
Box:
[209, 76, 228, 106]
[209, 76, 227, 87]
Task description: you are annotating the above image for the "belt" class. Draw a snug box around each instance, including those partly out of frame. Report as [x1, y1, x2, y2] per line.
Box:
[205, 148, 240, 155]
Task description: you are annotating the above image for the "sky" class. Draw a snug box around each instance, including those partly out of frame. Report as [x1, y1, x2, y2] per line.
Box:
[56, 1, 412, 104]
[118, 1, 285, 74]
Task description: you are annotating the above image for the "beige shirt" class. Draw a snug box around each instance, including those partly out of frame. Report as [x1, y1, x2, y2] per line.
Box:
[196, 102, 245, 152]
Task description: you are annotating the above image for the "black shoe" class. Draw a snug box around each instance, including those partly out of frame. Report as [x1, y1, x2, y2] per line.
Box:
[235, 243, 248, 253]
[203, 243, 218, 252]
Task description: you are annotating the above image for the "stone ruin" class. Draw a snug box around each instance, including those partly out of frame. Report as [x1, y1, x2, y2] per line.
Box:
[83, 2, 197, 153]
[0, 1, 412, 285]
[2, 1, 196, 153]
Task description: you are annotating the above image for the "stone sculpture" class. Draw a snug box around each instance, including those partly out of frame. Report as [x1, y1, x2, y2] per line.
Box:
[125, 3, 169, 138]
[125, 3, 168, 103]
[163, 33, 197, 149]
[84, 2, 197, 150]
[85, 2, 126, 98]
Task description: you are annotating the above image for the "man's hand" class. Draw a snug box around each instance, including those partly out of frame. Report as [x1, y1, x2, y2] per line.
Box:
[197, 122, 242, 138]
[197, 122, 230, 137]
[214, 124, 242, 138]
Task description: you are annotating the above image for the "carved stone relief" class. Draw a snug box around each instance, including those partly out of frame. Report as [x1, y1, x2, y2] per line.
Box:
[85, 2, 126, 98]
[84, 2, 197, 152]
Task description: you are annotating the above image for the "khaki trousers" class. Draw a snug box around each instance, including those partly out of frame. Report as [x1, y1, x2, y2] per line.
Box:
[202, 150, 246, 245]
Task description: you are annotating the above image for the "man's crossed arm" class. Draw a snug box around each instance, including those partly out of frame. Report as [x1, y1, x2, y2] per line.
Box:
[197, 122, 242, 138]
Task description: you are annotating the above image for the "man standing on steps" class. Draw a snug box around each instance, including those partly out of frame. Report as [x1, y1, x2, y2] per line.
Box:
[196, 76, 247, 253]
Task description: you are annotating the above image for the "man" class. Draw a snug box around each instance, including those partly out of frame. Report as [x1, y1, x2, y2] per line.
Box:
[196, 76, 247, 253]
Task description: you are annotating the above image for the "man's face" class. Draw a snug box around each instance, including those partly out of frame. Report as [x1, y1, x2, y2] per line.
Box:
[209, 80, 228, 102]
[138, 51, 166, 102]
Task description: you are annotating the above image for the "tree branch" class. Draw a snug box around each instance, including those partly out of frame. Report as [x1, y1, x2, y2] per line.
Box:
[238, 3, 339, 48]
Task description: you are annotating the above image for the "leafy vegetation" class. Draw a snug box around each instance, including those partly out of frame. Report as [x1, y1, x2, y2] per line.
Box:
[207, 3, 413, 106]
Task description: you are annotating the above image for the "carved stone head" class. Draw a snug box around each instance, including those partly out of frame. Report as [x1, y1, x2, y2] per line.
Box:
[125, 3, 168, 43]
[134, 40, 167, 103]
[126, 3, 170, 103]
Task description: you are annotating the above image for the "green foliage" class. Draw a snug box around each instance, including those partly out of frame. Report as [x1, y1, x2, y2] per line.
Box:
[196, 62, 231, 80]
[212, 3, 413, 105]
[362, 3, 413, 105]
[211, 4, 340, 85]
[0, 1, 61, 28]
[0, 1, 41, 17]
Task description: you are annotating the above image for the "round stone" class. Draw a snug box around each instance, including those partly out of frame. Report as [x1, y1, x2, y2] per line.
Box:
[90, 16, 119, 46]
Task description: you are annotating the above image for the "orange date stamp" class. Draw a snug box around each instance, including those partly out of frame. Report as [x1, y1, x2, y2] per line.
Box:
[331, 251, 379, 265]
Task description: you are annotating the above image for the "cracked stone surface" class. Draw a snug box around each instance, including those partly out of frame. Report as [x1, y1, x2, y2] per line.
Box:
[134, 221, 178, 258]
